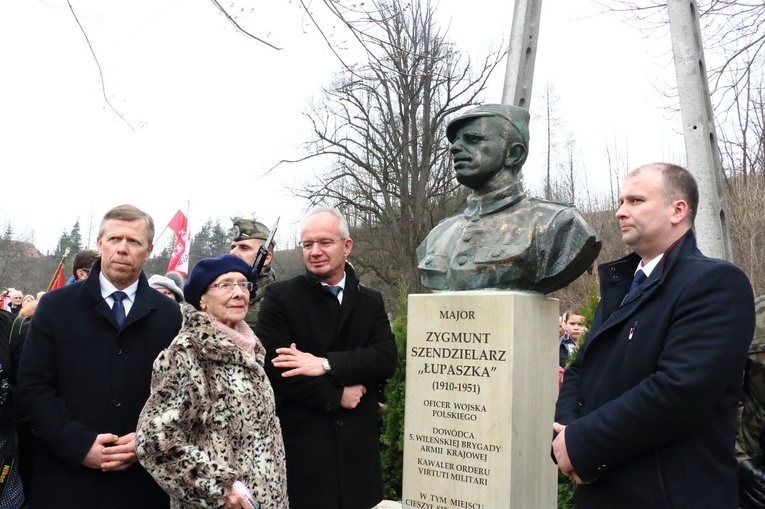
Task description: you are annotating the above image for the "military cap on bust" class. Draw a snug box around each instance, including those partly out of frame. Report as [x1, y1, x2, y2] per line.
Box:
[231, 219, 271, 242]
[446, 103, 530, 145]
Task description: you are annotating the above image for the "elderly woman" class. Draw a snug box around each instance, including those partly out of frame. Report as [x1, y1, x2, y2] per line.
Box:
[148, 274, 184, 303]
[136, 254, 288, 509]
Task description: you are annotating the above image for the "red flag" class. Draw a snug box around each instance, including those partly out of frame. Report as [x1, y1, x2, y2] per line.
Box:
[51, 266, 66, 290]
[167, 210, 190, 275]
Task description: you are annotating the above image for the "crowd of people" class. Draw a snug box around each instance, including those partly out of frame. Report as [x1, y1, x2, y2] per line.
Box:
[0, 204, 396, 509]
[2, 102, 764, 509]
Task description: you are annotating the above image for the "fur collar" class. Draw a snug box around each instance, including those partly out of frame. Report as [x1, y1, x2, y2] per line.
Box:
[178, 303, 265, 366]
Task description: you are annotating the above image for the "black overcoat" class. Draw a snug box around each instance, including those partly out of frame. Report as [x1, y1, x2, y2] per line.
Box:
[18, 260, 182, 509]
[555, 230, 755, 508]
[256, 263, 397, 509]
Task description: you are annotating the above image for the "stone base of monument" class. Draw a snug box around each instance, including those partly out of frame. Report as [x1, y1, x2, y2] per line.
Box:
[402, 291, 558, 508]
[374, 501, 402, 509]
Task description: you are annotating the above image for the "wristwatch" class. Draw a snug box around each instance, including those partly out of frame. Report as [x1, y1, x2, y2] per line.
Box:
[322, 357, 332, 373]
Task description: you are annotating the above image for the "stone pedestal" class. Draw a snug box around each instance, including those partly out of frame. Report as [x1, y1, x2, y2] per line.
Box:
[402, 291, 558, 508]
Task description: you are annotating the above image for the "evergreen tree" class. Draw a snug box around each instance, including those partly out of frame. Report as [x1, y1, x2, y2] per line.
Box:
[208, 223, 230, 255]
[189, 219, 230, 268]
[54, 220, 83, 258]
[54, 230, 71, 258]
[69, 220, 83, 252]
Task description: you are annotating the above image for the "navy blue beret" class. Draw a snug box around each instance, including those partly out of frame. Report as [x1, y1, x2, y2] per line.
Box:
[184, 254, 253, 310]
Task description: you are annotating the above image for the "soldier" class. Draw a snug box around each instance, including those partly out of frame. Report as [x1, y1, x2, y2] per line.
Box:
[739, 295, 765, 509]
[229, 218, 276, 330]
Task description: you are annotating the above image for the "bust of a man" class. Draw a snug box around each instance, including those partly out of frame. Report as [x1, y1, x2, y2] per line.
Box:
[416, 104, 601, 293]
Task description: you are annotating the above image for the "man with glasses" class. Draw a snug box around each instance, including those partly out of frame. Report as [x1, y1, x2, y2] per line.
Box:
[68, 249, 99, 284]
[256, 207, 397, 509]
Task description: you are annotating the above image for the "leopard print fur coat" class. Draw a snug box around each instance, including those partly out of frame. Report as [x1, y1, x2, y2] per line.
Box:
[136, 303, 288, 508]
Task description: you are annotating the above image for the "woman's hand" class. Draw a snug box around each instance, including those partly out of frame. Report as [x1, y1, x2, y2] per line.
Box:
[224, 481, 257, 509]
[223, 488, 249, 509]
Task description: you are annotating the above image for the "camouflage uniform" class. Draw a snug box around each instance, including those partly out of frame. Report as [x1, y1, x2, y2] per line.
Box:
[230, 219, 276, 332]
[736, 295, 765, 509]
[246, 268, 275, 330]
[738, 295, 765, 508]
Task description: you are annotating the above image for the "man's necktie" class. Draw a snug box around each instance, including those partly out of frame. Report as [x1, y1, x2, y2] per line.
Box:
[328, 286, 342, 298]
[622, 270, 647, 304]
[112, 291, 127, 326]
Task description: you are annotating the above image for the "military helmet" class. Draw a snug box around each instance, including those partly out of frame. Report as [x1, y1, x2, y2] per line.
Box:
[231, 219, 270, 242]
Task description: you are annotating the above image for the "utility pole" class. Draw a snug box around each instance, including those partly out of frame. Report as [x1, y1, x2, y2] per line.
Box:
[667, 0, 731, 260]
[501, 0, 543, 108]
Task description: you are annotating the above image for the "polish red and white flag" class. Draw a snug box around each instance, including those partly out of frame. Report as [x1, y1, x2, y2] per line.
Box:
[167, 210, 190, 275]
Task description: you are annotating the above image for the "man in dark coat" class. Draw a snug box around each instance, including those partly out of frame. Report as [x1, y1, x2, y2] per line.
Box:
[18, 204, 182, 509]
[553, 163, 755, 508]
[256, 208, 397, 509]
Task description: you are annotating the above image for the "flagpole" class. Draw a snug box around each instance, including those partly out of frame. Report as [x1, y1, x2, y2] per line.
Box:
[154, 226, 171, 248]
[47, 247, 71, 291]
[183, 200, 190, 247]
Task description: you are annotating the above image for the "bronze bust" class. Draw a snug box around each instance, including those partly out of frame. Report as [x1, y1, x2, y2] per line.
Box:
[416, 104, 601, 293]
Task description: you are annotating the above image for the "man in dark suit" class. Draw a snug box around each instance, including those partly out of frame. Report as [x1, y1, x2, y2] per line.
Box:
[256, 208, 397, 509]
[553, 163, 755, 508]
[18, 204, 182, 509]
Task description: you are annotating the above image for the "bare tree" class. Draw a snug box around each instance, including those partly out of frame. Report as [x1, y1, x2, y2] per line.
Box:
[278, 0, 505, 295]
[598, 0, 765, 169]
[542, 83, 557, 200]
[598, 0, 765, 103]
[63, 0, 282, 129]
[718, 71, 765, 181]
[0, 224, 52, 293]
[531, 82, 583, 204]
[727, 175, 765, 294]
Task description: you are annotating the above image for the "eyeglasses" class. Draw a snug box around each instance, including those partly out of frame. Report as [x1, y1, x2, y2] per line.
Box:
[208, 281, 254, 293]
[298, 238, 345, 250]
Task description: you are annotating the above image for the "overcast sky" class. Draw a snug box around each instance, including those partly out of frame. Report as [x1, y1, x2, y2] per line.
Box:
[0, 0, 686, 255]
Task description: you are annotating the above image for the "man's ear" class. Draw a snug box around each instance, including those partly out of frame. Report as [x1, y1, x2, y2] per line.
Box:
[670, 200, 689, 225]
[505, 142, 528, 169]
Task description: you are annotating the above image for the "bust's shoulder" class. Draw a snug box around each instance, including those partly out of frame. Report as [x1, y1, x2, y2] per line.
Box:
[419, 213, 466, 244]
[523, 197, 579, 216]
[520, 198, 596, 233]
